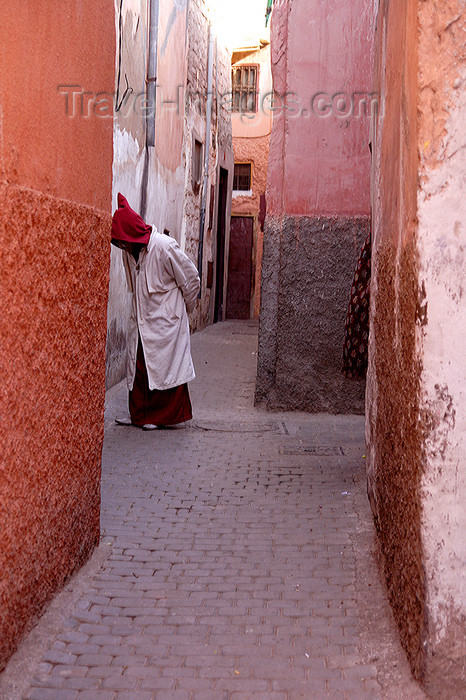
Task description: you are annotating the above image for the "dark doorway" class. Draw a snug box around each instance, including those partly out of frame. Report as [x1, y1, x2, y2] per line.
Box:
[226, 216, 253, 319]
[214, 167, 229, 323]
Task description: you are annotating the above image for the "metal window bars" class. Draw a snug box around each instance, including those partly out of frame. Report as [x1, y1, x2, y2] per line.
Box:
[232, 66, 257, 113]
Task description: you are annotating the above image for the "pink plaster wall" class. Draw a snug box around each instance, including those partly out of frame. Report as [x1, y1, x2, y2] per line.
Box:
[155, 1, 187, 173]
[0, 0, 114, 668]
[256, 0, 375, 413]
[267, 0, 375, 217]
[232, 134, 270, 318]
[231, 44, 273, 139]
[232, 134, 270, 217]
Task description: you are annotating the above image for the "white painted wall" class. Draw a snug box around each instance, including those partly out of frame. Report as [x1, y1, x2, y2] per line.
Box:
[417, 79, 466, 648]
[106, 0, 148, 388]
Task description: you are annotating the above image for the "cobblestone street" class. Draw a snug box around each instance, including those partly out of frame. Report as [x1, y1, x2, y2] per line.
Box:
[0, 322, 426, 700]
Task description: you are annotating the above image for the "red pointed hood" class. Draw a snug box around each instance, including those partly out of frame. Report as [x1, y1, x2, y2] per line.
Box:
[111, 193, 152, 244]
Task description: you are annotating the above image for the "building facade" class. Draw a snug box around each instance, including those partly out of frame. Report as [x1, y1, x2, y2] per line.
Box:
[227, 39, 272, 320]
[106, 0, 234, 388]
[0, 2, 115, 669]
[367, 0, 465, 694]
[255, 0, 377, 413]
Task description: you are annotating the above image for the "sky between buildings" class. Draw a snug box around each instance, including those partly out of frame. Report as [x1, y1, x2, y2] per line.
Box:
[210, 0, 270, 50]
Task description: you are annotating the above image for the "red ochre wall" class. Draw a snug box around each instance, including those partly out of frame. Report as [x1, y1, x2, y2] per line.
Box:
[0, 3, 114, 208]
[0, 2, 114, 668]
[366, 0, 423, 678]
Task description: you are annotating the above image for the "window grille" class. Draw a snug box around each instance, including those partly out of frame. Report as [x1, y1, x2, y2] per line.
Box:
[232, 66, 257, 113]
[233, 163, 252, 191]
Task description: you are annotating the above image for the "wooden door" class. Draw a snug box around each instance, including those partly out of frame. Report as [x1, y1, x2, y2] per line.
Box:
[226, 216, 253, 319]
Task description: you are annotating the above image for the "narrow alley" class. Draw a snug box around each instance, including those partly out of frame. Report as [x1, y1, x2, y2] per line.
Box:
[1, 0, 464, 696]
[0, 322, 425, 700]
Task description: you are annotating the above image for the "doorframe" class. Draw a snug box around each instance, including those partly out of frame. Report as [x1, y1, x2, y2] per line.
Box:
[226, 214, 255, 320]
[214, 166, 230, 323]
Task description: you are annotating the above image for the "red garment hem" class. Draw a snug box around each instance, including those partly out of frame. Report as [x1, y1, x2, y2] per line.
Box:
[129, 339, 193, 426]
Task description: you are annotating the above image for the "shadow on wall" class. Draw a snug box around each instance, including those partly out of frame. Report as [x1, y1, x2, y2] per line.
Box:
[106, 318, 127, 389]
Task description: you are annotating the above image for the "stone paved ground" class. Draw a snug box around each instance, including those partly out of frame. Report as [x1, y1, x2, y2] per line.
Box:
[0, 322, 426, 699]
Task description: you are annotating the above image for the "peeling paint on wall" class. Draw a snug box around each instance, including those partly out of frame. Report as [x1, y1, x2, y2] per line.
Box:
[415, 2, 466, 692]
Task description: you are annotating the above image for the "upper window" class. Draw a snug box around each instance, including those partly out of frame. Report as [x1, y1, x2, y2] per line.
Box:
[232, 66, 258, 113]
[233, 163, 252, 191]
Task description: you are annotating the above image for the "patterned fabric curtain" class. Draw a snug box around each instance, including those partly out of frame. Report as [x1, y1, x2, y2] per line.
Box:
[342, 233, 372, 379]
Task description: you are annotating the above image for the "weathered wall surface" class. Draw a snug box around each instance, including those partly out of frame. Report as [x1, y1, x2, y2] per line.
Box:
[107, 0, 149, 388]
[256, 0, 376, 412]
[182, 0, 213, 324]
[259, 215, 370, 412]
[365, 0, 424, 678]
[367, 0, 465, 693]
[268, 1, 375, 217]
[182, 0, 233, 330]
[0, 1, 114, 669]
[416, 0, 465, 693]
